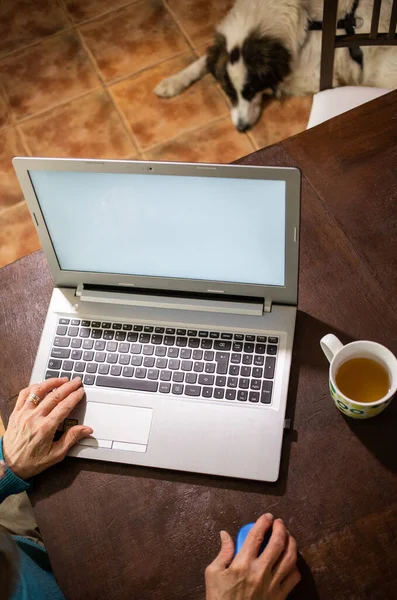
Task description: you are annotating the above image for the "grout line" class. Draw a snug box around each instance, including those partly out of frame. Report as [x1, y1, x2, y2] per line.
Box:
[60, 0, 141, 28]
[58, 0, 74, 27]
[246, 131, 260, 151]
[0, 199, 26, 218]
[162, 0, 196, 50]
[15, 124, 31, 156]
[105, 86, 141, 154]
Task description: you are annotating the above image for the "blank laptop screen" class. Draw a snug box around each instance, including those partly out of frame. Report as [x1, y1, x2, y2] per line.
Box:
[28, 170, 286, 286]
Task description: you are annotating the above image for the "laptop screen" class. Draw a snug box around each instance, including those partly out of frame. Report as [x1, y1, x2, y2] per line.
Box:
[28, 170, 286, 287]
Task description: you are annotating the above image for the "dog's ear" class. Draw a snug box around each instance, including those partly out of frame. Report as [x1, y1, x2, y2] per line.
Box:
[207, 33, 228, 78]
[242, 32, 291, 86]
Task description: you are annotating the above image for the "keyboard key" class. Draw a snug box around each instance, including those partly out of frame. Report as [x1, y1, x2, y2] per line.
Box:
[81, 320, 91, 327]
[79, 328, 91, 338]
[227, 377, 238, 388]
[56, 325, 67, 335]
[165, 328, 175, 334]
[122, 366, 134, 377]
[229, 365, 239, 376]
[221, 333, 233, 340]
[131, 356, 143, 366]
[71, 350, 82, 360]
[264, 357, 276, 379]
[151, 335, 163, 345]
[177, 329, 186, 335]
[110, 365, 122, 376]
[135, 368, 147, 378]
[127, 332, 138, 342]
[102, 322, 111, 329]
[267, 345, 278, 355]
[71, 338, 82, 348]
[215, 352, 229, 374]
[92, 329, 102, 339]
[119, 354, 130, 365]
[75, 362, 85, 372]
[249, 391, 260, 403]
[231, 353, 241, 364]
[71, 319, 80, 326]
[130, 344, 142, 354]
[185, 385, 200, 396]
[86, 363, 97, 373]
[169, 359, 180, 370]
[95, 352, 106, 362]
[172, 384, 184, 395]
[113, 323, 122, 330]
[133, 325, 143, 332]
[63, 360, 74, 371]
[234, 334, 244, 341]
[139, 333, 150, 344]
[45, 370, 60, 379]
[268, 337, 279, 344]
[155, 327, 165, 334]
[188, 330, 197, 336]
[143, 345, 154, 356]
[216, 376, 226, 386]
[257, 336, 267, 343]
[143, 326, 153, 333]
[83, 351, 94, 361]
[107, 354, 118, 364]
[213, 388, 224, 400]
[115, 331, 126, 341]
[244, 343, 254, 353]
[48, 359, 62, 370]
[226, 389, 236, 400]
[176, 337, 187, 347]
[254, 355, 264, 366]
[155, 346, 166, 357]
[194, 362, 204, 373]
[96, 376, 158, 393]
[60, 372, 71, 380]
[245, 335, 255, 342]
[118, 342, 129, 353]
[172, 372, 184, 382]
[239, 378, 249, 389]
[232, 342, 243, 352]
[242, 354, 253, 365]
[186, 373, 197, 384]
[201, 339, 213, 349]
[68, 326, 79, 337]
[59, 318, 70, 325]
[204, 351, 214, 361]
[253, 367, 263, 378]
[261, 381, 273, 403]
[181, 360, 193, 371]
[205, 363, 216, 373]
[181, 348, 192, 359]
[156, 358, 167, 369]
[198, 374, 214, 385]
[148, 369, 159, 380]
[51, 348, 70, 359]
[82, 339, 94, 349]
[251, 379, 261, 391]
[199, 331, 208, 338]
[188, 338, 200, 348]
[209, 332, 219, 339]
[160, 371, 171, 381]
[241, 366, 251, 377]
[107, 342, 118, 352]
[256, 344, 266, 354]
[168, 348, 179, 358]
[237, 390, 248, 402]
[98, 364, 110, 374]
[54, 337, 70, 347]
[92, 321, 101, 328]
[214, 340, 231, 351]
[143, 357, 155, 367]
[159, 382, 171, 393]
[123, 324, 132, 331]
[164, 336, 175, 346]
[202, 387, 212, 398]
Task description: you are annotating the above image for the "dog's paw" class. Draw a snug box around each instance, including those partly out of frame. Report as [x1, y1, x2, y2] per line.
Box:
[154, 76, 185, 98]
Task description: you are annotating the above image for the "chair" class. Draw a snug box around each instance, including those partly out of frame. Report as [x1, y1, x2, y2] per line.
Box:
[307, 0, 397, 128]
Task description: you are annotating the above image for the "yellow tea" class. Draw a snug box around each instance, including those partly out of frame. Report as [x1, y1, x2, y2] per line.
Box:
[335, 357, 390, 403]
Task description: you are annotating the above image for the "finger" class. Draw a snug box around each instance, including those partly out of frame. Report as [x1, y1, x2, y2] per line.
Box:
[280, 567, 301, 595]
[258, 518, 288, 569]
[272, 534, 298, 585]
[16, 378, 68, 410]
[209, 530, 235, 570]
[238, 513, 274, 561]
[51, 425, 94, 461]
[46, 385, 86, 427]
[38, 377, 83, 416]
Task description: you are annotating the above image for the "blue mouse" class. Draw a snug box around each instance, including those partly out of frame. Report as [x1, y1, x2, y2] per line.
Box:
[235, 523, 273, 556]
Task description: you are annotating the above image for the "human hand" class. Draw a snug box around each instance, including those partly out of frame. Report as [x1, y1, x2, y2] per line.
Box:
[205, 514, 300, 600]
[2, 377, 93, 480]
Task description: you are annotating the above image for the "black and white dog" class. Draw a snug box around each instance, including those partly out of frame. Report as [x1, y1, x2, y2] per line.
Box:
[155, 0, 397, 131]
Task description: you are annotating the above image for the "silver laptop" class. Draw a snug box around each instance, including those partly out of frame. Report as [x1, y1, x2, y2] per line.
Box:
[13, 157, 300, 482]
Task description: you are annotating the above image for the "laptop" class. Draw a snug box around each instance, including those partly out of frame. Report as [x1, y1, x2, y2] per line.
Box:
[13, 157, 300, 482]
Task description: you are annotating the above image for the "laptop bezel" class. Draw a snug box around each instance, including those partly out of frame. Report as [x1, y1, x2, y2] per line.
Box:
[13, 157, 300, 306]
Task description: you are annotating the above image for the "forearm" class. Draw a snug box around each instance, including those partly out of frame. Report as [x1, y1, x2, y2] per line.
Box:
[0, 438, 31, 504]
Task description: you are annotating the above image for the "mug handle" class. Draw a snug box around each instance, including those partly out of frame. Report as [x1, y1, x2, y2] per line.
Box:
[320, 334, 344, 363]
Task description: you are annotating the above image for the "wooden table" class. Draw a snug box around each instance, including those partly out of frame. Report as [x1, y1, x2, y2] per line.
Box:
[1, 90, 397, 600]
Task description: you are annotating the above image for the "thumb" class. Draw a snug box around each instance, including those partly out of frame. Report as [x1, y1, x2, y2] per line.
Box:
[53, 425, 93, 458]
[212, 530, 235, 569]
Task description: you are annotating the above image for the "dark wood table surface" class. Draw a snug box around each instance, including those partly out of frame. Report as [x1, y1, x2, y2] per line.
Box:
[1, 90, 397, 600]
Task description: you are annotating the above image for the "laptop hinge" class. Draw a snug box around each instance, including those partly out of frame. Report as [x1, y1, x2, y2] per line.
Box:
[76, 284, 266, 317]
[264, 298, 272, 313]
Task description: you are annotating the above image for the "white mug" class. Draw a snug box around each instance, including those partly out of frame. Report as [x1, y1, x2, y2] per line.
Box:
[320, 334, 397, 419]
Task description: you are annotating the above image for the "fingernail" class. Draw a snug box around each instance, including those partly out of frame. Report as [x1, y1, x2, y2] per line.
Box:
[220, 530, 228, 542]
[73, 376, 82, 383]
[265, 513, 274, 519]
[84, 428, 93, 435]
[61, 377, 69, 381]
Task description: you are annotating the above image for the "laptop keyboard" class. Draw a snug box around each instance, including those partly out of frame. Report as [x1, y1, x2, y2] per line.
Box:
[46, 318, 279, 405]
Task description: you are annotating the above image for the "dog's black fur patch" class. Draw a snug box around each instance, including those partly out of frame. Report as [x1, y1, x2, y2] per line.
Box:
[230, 46, 240, 64]
[241, 32, 291, 100]
[207, 34, 238, 105]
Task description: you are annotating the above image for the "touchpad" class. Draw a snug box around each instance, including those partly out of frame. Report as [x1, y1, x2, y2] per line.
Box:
[84, 402, 153, 445]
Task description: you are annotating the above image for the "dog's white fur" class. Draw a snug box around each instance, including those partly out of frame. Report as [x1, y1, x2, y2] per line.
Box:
[154, 0, 397, 129]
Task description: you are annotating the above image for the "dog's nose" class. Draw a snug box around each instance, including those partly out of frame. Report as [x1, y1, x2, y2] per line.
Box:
[236, 120, 250, 132]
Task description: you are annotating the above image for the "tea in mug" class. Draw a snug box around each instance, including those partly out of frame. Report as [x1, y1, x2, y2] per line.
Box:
[335, 357, 390, 403]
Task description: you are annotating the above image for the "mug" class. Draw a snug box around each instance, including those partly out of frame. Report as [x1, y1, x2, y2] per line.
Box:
[320, 334, 397, 419]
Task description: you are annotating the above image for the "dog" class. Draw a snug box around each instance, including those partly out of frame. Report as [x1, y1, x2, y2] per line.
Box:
[154, 0, 397, 131]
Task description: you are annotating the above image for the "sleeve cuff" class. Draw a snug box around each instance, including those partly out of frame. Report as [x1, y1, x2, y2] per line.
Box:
[0, 437, 31, 502]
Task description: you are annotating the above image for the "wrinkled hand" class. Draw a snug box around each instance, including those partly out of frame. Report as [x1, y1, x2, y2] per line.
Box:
[2, 377, 93, 480]
[205, 514, 300, 600]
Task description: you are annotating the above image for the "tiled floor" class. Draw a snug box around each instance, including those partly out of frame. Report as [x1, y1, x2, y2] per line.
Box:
[0, 0, 312, 268]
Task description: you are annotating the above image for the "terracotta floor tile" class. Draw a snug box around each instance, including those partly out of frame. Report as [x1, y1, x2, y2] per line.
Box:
[21, 90, 137, 158]
[111, 54, 228, 149]
[0, 0, 70, 58]
[0, 127, 26, 210]
[251, 95, 313, 149]
[0, 201, 41, 268]
[80, 0, 189, 83]
[0, 32, 100, 121]
[65, 0, 139, 23]
[166, 0, 233, 47]
[0, 88, 10, 129]
[147, 118, 253, 163]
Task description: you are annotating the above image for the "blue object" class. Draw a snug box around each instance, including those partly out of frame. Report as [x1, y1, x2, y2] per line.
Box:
[236, 523, 273, 555]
